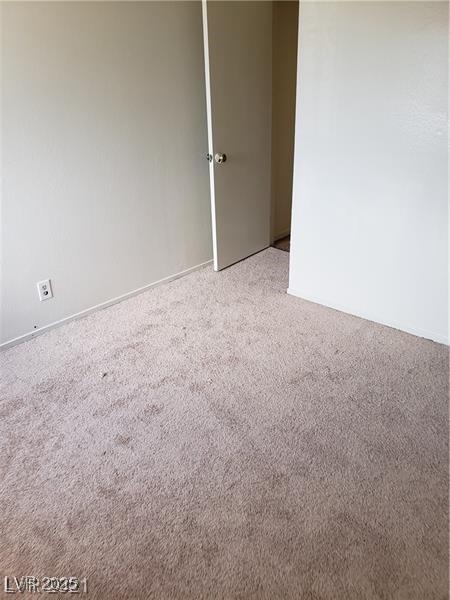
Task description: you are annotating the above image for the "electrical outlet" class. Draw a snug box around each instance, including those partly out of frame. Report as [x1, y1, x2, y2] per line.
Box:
[37, 279, 53, 301]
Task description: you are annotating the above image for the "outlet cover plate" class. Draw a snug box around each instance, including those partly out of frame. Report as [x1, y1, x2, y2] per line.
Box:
[37, 279, 53, 301]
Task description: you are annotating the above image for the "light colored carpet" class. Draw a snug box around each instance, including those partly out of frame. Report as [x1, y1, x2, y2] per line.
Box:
[0, 248, 448, 600]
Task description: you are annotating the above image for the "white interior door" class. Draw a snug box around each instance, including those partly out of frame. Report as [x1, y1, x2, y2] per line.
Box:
[202, 0, 272, 271]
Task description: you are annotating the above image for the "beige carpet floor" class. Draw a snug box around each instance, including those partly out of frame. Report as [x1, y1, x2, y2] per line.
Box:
[0, 248, 448, 600]
[272, 235, 290, 252]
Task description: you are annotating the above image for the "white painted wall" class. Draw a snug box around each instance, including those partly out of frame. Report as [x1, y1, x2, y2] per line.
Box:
[1, 2, 212, 345]
[289, 1, 448, 344]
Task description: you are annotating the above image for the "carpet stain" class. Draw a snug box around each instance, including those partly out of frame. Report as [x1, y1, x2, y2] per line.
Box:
[115, 434, 132, 446]
[144, 403, 164, 416]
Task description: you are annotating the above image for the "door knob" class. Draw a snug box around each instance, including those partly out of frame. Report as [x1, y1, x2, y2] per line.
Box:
[214, 153, 227, 164]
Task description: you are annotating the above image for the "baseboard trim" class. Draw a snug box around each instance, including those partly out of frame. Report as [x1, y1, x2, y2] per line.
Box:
[287, 287, 449, 346]
[1, 260, 213, 351]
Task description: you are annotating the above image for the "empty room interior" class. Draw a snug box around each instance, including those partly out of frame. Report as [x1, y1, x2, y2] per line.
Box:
[0, 1, 448, 599]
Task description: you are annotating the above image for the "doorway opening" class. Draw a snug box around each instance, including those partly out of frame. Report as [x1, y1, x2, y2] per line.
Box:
[202, 0, 299, 269]
[270, 0, 299, 256]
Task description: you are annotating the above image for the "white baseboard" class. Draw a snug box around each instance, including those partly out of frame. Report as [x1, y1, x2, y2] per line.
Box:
[1, 260, 213, 351]
[287, 287, 449, 346]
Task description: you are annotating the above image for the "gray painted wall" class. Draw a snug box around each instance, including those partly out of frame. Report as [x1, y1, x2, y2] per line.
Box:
[271, 0, 298, 241]
[1, 1, 212, 344]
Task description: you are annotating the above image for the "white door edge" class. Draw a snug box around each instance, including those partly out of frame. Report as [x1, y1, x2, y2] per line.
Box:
[201, 0, 219, 272]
